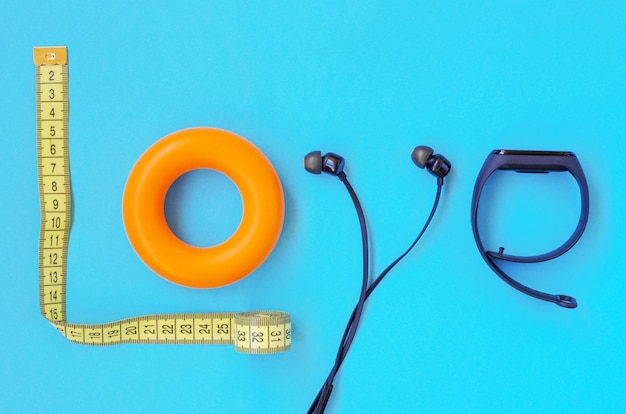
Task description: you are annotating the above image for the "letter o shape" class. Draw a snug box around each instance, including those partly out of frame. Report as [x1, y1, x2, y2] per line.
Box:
[122, 127, 284, 288]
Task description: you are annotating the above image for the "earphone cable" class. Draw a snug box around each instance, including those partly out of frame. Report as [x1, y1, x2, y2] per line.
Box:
[308, 176, 445, 413]
[334, 177, 443, 369]
[307, 172, 370, 414]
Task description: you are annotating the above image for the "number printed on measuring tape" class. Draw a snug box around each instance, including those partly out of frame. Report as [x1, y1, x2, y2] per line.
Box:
[34, 46, 291, 354]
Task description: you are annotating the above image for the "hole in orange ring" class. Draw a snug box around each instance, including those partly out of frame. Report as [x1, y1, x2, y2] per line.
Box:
[164, 169, 243, 248]
[122, 127, 284, 288]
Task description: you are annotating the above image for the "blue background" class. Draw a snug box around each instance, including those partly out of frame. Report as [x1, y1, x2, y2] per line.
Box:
[2, 1, 625, 413]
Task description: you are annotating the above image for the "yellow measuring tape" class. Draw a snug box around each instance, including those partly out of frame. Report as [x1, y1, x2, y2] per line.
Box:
[34, 46, 291, 353]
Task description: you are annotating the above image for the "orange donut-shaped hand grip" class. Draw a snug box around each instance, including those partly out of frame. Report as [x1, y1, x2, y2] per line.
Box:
[122, 127, 284, 288]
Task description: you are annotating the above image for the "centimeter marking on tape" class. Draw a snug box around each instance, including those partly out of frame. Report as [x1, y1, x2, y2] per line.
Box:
[34, 46, 291, 354]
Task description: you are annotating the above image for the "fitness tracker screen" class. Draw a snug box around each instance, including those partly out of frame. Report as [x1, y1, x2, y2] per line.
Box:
[492, 150, 575, 157]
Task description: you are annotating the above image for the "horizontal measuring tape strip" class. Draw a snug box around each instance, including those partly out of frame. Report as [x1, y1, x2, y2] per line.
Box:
[34, 46, 291, 354]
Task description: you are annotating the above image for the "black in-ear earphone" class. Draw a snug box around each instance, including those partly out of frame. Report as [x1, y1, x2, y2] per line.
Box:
[303, 151, 345, 176]
[304, 146, 451, 414]
[411, 145, 451, 179]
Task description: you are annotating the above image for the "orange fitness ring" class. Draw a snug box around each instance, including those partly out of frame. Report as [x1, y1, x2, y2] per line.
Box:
[122, 127, 284, 288]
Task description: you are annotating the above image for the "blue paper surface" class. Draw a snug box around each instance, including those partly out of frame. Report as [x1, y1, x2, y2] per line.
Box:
[2, 1, 626, 412]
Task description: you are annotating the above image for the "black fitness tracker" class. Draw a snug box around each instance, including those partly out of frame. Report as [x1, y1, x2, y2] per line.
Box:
[471, 150, 590, 308]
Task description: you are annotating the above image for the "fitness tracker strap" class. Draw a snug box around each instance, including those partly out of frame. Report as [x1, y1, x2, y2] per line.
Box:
[471, 150, 589, 308]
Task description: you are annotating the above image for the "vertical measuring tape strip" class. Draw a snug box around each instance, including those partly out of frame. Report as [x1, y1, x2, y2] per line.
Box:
[35, 46, 291, 353]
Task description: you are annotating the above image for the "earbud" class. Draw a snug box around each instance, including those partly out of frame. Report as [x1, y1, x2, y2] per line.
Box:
[304, 151, 345, 176]
[411, 145, 451, 178]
